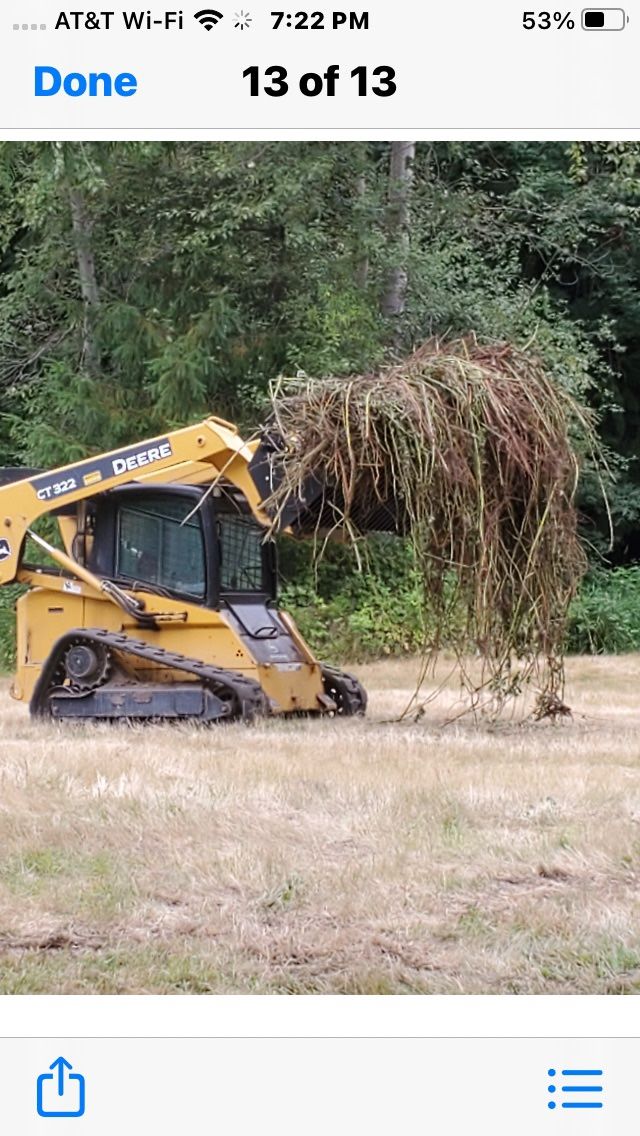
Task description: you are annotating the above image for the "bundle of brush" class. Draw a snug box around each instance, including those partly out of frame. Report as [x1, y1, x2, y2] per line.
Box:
[264, 336, 600, 718]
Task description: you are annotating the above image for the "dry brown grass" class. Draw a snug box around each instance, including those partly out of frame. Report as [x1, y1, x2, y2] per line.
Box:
[1, 655, 640, 994]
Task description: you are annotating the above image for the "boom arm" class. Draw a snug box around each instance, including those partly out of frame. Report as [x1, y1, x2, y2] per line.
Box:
[0, 416, 267, 587]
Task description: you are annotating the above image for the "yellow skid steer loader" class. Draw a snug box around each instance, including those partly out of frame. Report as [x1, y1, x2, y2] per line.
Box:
[0, 416, 366, 723]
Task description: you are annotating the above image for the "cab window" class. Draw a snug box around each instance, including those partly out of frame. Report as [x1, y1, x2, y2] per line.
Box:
[116, 494, 206, 599]
[217, 514, 265, 592]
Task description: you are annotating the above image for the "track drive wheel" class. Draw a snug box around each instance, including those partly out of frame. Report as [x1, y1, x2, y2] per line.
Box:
[63, 641, 112, 690]
[321, 665, 368, 717]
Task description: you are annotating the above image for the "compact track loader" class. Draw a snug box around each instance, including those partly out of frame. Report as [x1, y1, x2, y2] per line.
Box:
[0, 416, 366, 723]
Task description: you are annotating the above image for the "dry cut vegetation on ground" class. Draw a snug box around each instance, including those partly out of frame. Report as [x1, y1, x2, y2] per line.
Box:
[1, 656, 640, 994]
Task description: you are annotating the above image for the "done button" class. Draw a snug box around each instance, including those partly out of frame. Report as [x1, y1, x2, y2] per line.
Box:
[35, 67, 138, 96]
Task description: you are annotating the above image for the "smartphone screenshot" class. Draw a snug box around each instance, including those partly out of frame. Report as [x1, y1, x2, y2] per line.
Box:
[0, 1, 637, 1132]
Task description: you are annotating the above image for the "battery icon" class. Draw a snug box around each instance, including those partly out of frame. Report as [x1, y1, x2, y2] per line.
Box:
[582, 8, 628, 27]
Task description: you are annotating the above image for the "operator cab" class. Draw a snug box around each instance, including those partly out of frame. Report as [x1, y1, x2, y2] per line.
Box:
[87, 482, 305, 664]
[88, 482, 277, 609]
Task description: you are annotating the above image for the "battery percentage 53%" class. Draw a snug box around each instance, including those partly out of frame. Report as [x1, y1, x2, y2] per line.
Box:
[522, 10, 575, 27]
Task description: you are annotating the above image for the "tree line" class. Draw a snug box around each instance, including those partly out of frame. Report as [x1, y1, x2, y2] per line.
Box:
[0, 140, 639, 559]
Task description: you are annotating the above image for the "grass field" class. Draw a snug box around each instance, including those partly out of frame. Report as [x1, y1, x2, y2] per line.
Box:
[1, 656, 640, 994]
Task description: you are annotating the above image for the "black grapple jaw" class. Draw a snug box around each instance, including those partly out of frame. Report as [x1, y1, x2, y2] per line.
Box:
[248, 428, 405, 538]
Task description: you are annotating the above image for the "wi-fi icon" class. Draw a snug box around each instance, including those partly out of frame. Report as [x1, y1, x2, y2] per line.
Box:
[194, 8, 224, 28]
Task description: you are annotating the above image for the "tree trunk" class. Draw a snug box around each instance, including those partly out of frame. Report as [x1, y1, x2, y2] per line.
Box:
[68, 186, 100, 375]
[354, 171, 369, 290]
[381, 141, 415, 323]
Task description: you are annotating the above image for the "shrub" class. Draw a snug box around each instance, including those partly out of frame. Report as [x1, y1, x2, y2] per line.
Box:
[0, 586, 22, 672]
[566, 567, 640, 654]
[279, 536, 427, 661]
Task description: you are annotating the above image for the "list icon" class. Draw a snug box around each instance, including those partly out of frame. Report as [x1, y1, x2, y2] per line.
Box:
[547, 1066, 603, 1110]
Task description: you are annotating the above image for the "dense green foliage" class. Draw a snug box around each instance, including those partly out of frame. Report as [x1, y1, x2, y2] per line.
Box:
[1, 141, 640, 665]
[567, 568, 640, 654]
[0, 588, 20, 670]
[279, 537, 426, 660]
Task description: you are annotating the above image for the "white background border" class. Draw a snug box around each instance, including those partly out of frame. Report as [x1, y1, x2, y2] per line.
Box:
[0, 995, 635, 1036]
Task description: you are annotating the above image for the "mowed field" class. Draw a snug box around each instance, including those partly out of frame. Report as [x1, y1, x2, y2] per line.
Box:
[1, 656, 640, 994]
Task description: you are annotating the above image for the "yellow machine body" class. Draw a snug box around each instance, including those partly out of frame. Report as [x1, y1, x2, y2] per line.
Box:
[13, 584, 324, 713]
[0, 416, 365, 722]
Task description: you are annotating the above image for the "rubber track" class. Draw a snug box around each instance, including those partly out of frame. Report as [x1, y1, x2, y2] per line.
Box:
[321, 664, 368, 716]
[30, 627, 270, 722]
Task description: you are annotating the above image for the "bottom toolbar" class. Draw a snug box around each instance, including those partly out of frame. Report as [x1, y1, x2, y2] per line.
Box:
[0, 1037, 633, 1133]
